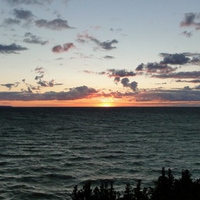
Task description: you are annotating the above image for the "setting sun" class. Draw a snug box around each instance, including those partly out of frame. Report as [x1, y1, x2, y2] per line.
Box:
[100, 102, 113, 107]
[98, 98, 114, 107]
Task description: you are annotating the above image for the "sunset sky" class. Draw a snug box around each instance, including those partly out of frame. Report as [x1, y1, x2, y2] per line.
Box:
[1, 0, 200, 107]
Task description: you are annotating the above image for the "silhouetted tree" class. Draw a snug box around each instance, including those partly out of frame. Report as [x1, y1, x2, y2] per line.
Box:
[71, 168, 200, 200]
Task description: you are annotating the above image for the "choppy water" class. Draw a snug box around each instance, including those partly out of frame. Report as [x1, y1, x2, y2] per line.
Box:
[0, 107, 200, 199]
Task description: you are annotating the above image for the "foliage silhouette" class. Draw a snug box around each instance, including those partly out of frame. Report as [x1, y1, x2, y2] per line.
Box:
[71, 168, 200, 200]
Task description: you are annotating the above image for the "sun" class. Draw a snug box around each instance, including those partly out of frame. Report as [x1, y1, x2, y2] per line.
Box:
[98, 98, 114, 107]
[100, 102, 112, 107]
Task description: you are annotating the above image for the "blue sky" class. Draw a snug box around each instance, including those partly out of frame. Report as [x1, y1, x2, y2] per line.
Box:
[1, 0, 200, 107]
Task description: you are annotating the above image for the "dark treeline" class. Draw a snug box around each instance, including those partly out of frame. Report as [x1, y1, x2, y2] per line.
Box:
[71, 168, 200, 200]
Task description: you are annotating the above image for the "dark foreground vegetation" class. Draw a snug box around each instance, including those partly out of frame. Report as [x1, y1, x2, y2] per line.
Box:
[72, 168, 200, 200]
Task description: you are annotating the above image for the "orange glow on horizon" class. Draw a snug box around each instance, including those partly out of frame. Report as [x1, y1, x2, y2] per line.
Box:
[1, 99, 200, 107]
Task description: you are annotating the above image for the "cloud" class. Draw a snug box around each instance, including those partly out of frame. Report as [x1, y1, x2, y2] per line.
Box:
[181, 31, 193, 37]
[180, 12, 200, 29]
[135, 62, 177, 74]
[13, 9, 35, 21]
[107, 69, 136, 78]
[153, 71, 200, 79]
[34, 66, 45, 75]
[23, 32, 48, 45]
[35, 19, 74, 30]
[3, 0, 52, 6]
[121, 77, 129, 87]
[195, 85, 200, 90]
[77, 33, 118, 50]
[35, 74, 44, 80]
[0, 85, 97, 101]
[37, 79, 63, 87]
[135, 89, 200, 102]
[104, 55, 115, 59]
[1, 82, 20, 90]
[52, 43, 75, 53]
[32, 66, 63, 88]
[2, 18, 21, 26]
[59, 86, 97, 100]
[0, 43, 28, 54]
[100, 39, 118, 50]
[176, 79, 200, 83]
[160, 53, 190, 65]
[121, 78, 138, 92]
[190, 56, 200, 65]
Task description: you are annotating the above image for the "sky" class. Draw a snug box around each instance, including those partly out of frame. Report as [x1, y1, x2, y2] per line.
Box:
[1, 0, 200, 107]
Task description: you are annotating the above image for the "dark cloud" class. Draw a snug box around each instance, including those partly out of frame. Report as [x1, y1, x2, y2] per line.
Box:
[183, 86, 191, 91]
[107, 69, 136, 78]
[101, 39, 118, 50]
[58, 86, 97, 100]
[35, 19, 74, 30]
[37, 79, 62, 87]
[33, 66, 63, 88]
[135, 63, 145, 71]
[23, 32, 48, 45]
[129, 81, 138, 92]
[3, 0, 52, 6]
[0, 85, 97, 101]
[1, 82, 20, 90]
[176, 79, 200, 83]
[195, 85, 200, 90]
[121, 78, 138, 92]
[153, 71, 200, 79]
[135, 62, 177, 74]
[0, 43, 28, 54]
[114, 77, 120, 83]
[135, 89, 200, 102]
[35, 74, 44, 80]
[121, 77, 129, 87]
[160, 53, 190, 65]
[190, 56, 200, 64]
[52, 43, 75, 53]
[34, 66, 45, 75]
[180, 12, 200, 29]
[2, 18, 21, 26]
[104, 55, 115, 59]
[13, 9, 34, 20]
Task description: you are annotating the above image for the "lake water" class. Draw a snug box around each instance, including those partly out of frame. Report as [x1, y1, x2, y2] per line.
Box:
[0, 107, 200, 199]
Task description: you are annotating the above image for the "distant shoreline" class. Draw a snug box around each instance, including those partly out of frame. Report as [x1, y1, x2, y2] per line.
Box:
[0, 105, 13, 108]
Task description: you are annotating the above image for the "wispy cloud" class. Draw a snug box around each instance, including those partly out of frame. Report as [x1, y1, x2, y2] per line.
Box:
[104, 55, 115, 59]
[180, 12, 200, 29]
[23, 32, 48, 45]
[33, 66, 63, 88]
[181, 31, 193, 37]
[2, 18, 21, 26]
[77, 33, 118, 50]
